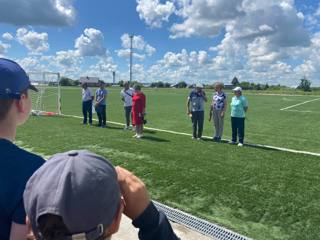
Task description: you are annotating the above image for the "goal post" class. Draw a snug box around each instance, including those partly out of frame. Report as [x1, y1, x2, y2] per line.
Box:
[28, 72, 61, 115]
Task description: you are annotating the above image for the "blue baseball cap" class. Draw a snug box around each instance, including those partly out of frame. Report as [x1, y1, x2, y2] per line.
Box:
[24, 150, 121, 240]
[0, 58, 38, 99]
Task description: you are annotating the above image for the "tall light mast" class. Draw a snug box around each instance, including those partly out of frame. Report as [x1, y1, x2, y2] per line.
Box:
[129, 34, 134, 83]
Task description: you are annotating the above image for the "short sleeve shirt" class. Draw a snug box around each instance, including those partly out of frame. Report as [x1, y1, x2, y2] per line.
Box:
[0, 139, 44, 239]
[212, 92, 227, 110]
[230, 95, 248, 118]
[96, 88, 108, 106]
[188, 90, 206, 112]
[82, 88, 93, 102]
[120, 88, 134, 107]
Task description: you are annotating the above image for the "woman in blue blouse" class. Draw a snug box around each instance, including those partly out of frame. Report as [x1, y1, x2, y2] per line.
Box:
[230, 87, 248, 146]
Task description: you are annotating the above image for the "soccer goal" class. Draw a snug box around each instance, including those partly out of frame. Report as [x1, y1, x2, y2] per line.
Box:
[28, 72, 61, 116]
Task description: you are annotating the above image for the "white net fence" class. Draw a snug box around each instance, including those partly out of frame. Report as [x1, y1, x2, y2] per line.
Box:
[28, 72, 61, 115]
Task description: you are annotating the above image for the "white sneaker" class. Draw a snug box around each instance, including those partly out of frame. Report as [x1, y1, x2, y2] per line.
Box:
[136, 134, 143, 139]
[238, 143, 243, 147]
[132, 134, 137, 138]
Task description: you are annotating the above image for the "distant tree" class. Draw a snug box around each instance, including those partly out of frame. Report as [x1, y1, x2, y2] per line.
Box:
[164, 82, 171, 88]
[118, 80, 124, 87]
[73, 80, 80, 86]
[176, 81, 187, 88]
[231, 76, 240, 86]
[60, 77, 74, 86]
[255, 83, 262, 90]
[157, 81, 164, 88]
[239, 81, 251, 90]
[298, 78, 312, 92]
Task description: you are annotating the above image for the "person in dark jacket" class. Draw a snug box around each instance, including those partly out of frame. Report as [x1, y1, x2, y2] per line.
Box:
[0, 58, 45, 240]
[24, 150, 180, 240]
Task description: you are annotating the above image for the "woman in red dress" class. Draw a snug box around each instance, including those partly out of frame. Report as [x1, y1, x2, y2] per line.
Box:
[132, 85, 146, 138]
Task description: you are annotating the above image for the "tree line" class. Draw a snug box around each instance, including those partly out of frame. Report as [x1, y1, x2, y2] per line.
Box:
[59, 76, 314, 92]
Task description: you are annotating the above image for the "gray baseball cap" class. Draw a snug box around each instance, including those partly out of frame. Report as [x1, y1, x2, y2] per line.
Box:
[24, 150, 121, 240]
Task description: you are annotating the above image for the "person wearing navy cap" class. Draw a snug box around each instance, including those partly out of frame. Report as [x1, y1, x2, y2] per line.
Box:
[24, 150, 180, 240]
[0, 58, 45, 240]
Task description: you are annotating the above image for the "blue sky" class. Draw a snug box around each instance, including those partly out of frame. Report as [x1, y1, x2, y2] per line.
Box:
[0, 0, 320, 86]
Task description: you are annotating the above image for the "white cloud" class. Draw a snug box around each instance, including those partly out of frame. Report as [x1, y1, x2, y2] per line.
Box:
[0, 0, 75, 26]
[136, 0, 175, 28]
[316, 4, 320, 17]
[228, 1, 310, 48]
[2, 32, 13, 41]
[16, 28, 49, 54]
[16, 56, 48, 72]
[170, 0, 245, 38]
[54, 50, 80, 68]
[116, 49, 146, 61]
[0, 41, 10, 56]
[145, 44, 156, 56]
[117, 33, 156, 61]
[75, 28, 106, 57]
[121, 34, 144, 50]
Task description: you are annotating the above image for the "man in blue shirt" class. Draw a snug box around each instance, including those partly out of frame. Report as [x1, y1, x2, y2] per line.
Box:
[95, 81, 108, 127]
[0, 58, 45, 239]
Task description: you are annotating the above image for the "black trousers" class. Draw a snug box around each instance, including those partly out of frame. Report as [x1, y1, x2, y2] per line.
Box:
[82, 100, 92, 124]
[231, 117, 245, 143]
[191, 111, 204, 138]
[96, 105, 106, 126]
[124, 106, 132, 127]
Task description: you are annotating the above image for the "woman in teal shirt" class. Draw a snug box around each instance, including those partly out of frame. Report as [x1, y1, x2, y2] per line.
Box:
[230, 87, 248, 146]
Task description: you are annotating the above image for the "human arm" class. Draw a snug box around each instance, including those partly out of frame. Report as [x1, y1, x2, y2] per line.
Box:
[116, 167, 180, 240]
[121, 91, 125, 102]
[186, 98, 191, 115]
[243, 97, 248, 112]
[88, 89, 94, 101]
[201, 91, 208, 102]
[95, 90, 106, 106]
[10, 222, 27, 240]
[209, 105, 213, 121]
[221, 95, 227, 117]
[10, 199, 28, 240]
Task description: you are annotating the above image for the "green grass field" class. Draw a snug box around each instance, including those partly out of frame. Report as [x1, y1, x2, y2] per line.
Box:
[18, 87, 320, 240]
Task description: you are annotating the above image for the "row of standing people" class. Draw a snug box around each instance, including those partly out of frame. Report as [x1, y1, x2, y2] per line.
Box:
[82, 81, 146, 138]
[0, 58, 178, 240]
[187, 83, 248, 146]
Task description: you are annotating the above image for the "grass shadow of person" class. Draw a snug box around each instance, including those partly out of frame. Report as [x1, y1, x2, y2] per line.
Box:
[141, 135, 170, 142]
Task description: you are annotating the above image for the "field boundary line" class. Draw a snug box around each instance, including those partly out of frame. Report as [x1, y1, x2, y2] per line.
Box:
[282, 109, 319, 114]
[61, 114, 320, 157]
[280, 98, 320, 111]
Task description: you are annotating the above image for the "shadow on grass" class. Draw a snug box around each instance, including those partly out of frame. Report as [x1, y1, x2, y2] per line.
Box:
[142, 135, 170, 142]
[143, 129, 157, 134]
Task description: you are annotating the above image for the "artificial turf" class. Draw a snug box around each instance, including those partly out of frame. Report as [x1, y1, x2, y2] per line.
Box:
[21, 87, 320, 240]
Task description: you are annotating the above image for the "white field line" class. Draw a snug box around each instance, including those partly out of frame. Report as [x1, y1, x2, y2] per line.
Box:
[60, 114, 320, 157]
[283, 109, 319, 114]
[280, 98, 320, 111]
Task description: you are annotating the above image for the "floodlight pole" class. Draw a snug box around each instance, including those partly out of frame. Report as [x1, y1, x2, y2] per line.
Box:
[112, 71, 116, 85]
[129, 34, 134, 83]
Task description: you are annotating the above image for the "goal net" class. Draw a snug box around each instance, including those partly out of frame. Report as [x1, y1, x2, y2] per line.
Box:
[28, 72, 61, 116]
